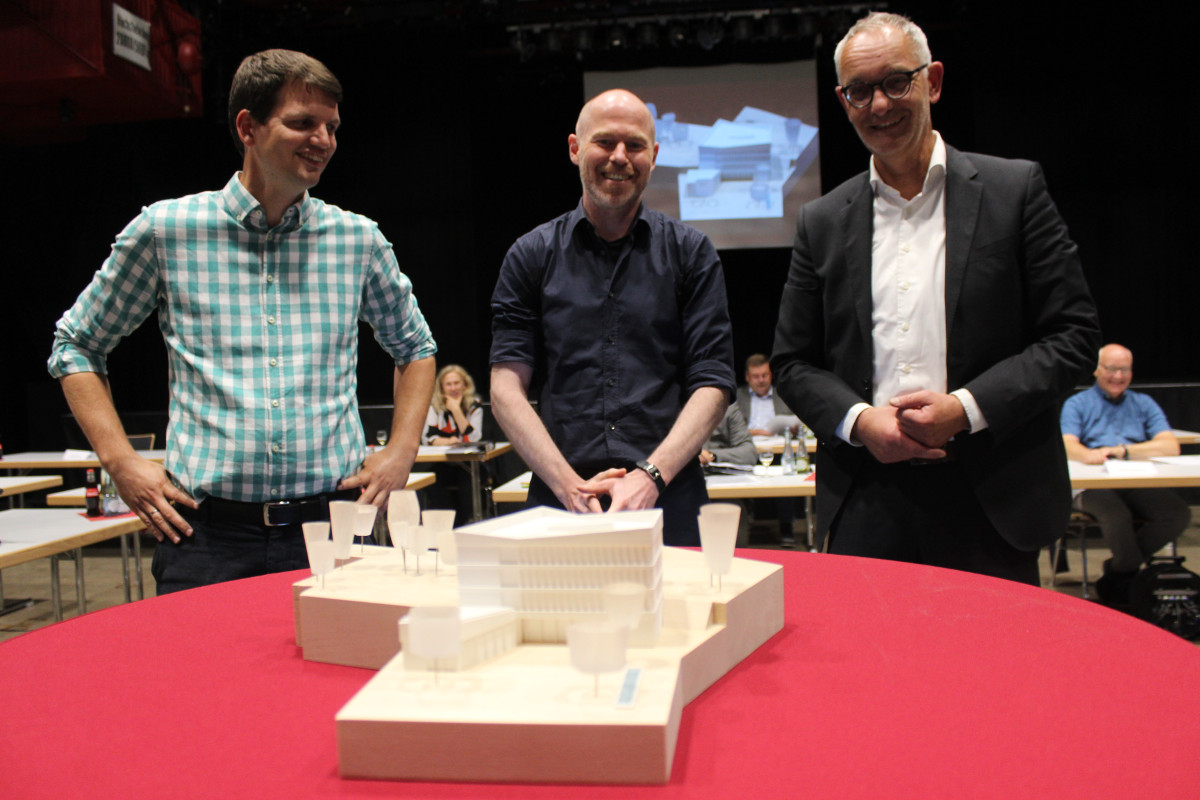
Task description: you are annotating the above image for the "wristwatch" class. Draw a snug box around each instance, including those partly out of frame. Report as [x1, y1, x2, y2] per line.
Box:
[635, 460, 667, 493]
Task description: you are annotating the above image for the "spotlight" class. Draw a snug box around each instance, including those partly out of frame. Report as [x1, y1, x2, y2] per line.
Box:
[607, 24, 627, 49]
[666, 22, 688, 47]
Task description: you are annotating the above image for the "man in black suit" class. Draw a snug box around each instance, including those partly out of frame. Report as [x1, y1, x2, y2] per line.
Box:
[772, 11, 1100, 583]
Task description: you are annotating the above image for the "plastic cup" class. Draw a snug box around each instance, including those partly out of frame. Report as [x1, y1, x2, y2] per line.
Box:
[567, 620, 629, 697]
[422, 509, 456, 533]
[301, 521, 330, 547]
[328, 501, 359, 560]
[435, 530, 457, 567]
[405, 606, 462, 661]
[698, 503, 740, 588]
[602, 582, 646, 630]
[306, 539, 336, 588]
[353, 504, 378, 552]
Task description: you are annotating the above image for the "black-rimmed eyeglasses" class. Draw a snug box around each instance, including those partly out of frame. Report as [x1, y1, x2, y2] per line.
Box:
[839, 64, 928, 108]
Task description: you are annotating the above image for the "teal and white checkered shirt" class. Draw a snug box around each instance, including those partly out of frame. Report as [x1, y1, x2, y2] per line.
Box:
[49, 174, 437, 503]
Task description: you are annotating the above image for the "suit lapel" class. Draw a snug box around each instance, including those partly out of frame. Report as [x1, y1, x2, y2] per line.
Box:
[944, 146, 981, 334]
[839, 176, 876, 359]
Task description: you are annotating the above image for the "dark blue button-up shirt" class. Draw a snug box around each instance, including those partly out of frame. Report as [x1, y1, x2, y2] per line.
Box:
[490, 202, 735, 471]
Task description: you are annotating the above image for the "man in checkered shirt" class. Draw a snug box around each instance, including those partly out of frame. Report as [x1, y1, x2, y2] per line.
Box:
[48, 50, 437, 593]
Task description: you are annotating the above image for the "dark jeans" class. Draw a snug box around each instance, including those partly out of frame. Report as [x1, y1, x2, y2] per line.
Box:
[828, 459, 1041, 586]
[527, 459, 708, 547]
[152, 512, 310, 595]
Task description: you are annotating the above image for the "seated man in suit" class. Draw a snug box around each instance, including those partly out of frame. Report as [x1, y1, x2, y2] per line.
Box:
[737, 354, 798, 436]
[736, 354, 805, 546]
[1061, 344, 1191, 605]
[699, 403, 756, 545]
[699, 404, 757, 468]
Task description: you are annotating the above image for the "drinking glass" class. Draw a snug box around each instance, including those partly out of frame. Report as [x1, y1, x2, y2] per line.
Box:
[757, 448, 774, 475]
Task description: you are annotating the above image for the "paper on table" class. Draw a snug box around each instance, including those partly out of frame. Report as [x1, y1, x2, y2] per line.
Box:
[62, 449, 95, 460]
[705, 462, 754, 474]
[1149, 455, 1200, 465]
[1102, 459, 1157, 475]
[764, 415, 802, 435]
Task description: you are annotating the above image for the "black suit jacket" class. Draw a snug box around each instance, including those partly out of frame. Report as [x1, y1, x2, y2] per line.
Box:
[772, 146, 1101, 552]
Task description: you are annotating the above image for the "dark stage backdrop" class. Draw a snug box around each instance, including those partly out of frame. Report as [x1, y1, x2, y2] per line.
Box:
[2, 2, 1196, 453]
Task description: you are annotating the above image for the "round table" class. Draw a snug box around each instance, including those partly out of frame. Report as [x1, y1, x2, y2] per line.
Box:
[2, 550, 1198, 798]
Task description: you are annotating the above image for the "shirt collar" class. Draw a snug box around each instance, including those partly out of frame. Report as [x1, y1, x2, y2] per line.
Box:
[221, 173, 316, 233]
[569, 200, 651, 247]
[1092, 382, 1126, 404]
[869, 131, 947, 199]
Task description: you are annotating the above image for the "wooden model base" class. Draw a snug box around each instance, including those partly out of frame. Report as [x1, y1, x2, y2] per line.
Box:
[295, 546, 783, 784]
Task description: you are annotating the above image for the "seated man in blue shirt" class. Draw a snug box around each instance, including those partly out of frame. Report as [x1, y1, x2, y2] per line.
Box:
[49, 50, 437, 593]
[490, 89, 736, 546]
[1061, 344, 1191, 604]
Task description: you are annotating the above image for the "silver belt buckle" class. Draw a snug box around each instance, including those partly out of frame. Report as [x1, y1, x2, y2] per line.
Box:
[262, 500, 293, 526]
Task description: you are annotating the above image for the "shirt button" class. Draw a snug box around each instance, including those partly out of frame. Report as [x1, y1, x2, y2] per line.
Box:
[268, 316, 276, 325]
[608, 423, 616, 431]
[272, 400, 279, 408]
[266, 274, 275, 284]
[899, 281, 910, 291]
[606, 379, 615, 387]
[272, 444, 282, 453]
[902, 364, 912, 374]
[270, 489, 279, 496]
[901, 322, 910, 332]
[269, 358, 277, 367]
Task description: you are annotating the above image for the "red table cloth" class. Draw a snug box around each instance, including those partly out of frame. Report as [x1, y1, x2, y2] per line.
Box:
[2, 549, 1198, 799]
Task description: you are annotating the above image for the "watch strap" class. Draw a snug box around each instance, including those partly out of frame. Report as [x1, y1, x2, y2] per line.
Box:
[635, 460, 666, 492]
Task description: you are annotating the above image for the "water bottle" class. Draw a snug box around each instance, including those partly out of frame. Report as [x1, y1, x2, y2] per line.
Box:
[781, 428, 795, 474]
[794, 436, 809, 473]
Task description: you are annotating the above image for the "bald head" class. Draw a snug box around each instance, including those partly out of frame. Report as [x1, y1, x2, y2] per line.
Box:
[1095, 343, 1133, 399]
[1098, 344, 1132, 366]
[575, 89, 656, 143]
[569, 88, 659, 239]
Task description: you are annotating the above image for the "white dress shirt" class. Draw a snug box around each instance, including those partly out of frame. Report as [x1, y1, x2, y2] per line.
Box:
[838, 133, 987, 444]
[747, 389, 777, 432]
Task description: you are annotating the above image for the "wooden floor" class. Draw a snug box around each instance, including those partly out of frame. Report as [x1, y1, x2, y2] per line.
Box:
[3, 513, 1200, 646]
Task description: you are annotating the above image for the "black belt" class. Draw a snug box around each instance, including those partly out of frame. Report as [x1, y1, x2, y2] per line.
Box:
[180, 488, 361, 527]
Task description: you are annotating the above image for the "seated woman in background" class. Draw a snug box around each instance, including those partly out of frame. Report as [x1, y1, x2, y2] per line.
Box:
[425, 364, 484, 445]
[423, 364, 486, 526]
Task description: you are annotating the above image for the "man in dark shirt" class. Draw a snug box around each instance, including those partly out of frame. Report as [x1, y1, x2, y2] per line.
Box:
[490, 89, 736, 546]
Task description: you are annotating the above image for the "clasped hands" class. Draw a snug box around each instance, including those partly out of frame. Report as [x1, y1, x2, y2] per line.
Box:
[853, 390, 969, 464]
[557, 467, 659, 514]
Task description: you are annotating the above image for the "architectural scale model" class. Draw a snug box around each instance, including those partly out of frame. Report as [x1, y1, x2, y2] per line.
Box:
[653, 105, 819, 222]
[293, 506, 784, 784]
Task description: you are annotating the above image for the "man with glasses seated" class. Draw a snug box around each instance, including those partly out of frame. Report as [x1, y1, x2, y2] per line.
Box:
[1061, 344, 1191, 605]
[772, 11, 1099, 583]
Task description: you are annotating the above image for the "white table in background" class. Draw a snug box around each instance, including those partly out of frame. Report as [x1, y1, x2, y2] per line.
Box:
[0, 509, 145, 621]
[493, 468, 819, 549]
[0, 475, 64, 508]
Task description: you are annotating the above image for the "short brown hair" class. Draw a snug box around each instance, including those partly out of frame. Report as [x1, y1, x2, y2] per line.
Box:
[228, 49, 343, 155]
[745, 353, 769, 370]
